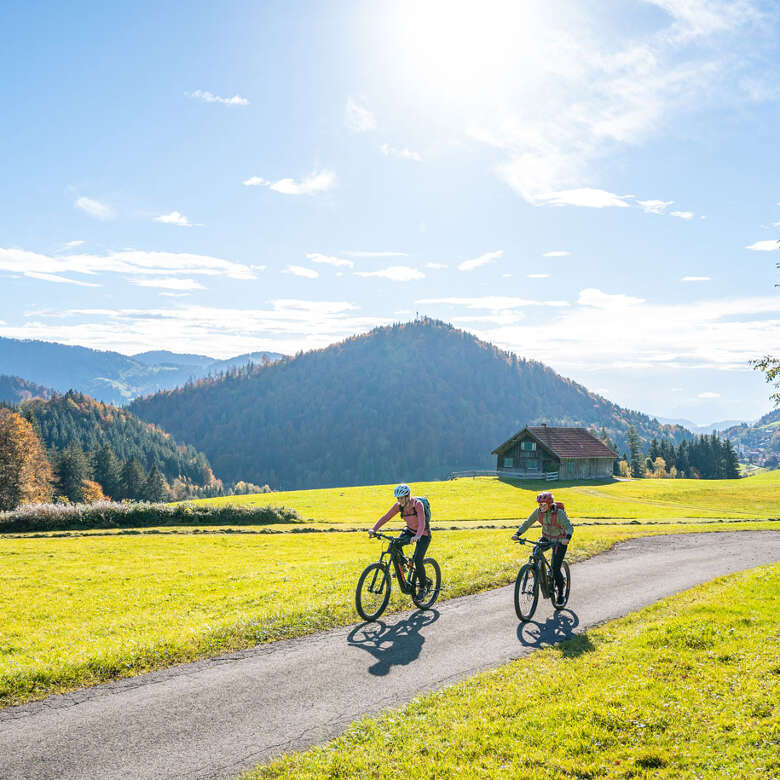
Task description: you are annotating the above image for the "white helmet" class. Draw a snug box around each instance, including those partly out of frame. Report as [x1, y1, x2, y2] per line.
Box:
[393, 483, 411, 499]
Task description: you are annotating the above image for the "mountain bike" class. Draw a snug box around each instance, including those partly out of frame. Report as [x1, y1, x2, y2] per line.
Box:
[355, 532, 442, 621]
[513, 537, 570, 621]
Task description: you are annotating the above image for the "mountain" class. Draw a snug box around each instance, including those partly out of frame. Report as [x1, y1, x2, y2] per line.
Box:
[0, 337, 285, 405]
[654, 416, 752, 434]
[720, 409, 780, 467]
[21, 391, 219, 490]
[129, 319, 691, 490]
[0, 375, 55, 403]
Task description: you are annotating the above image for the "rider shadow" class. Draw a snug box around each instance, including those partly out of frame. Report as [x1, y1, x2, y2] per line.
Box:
[516, 609, 594, 657]
[347, 610, 440, 677]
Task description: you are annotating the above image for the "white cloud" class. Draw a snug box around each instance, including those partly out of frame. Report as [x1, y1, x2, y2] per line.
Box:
[306, 253, 354, 268]
[345, 250, 408, 257]
[0, 301, 387, 357]
[243, 170, 336, 195]
[0, 247, 256, 284]
[543, 251, 570, 257]
[670, 210, 695, 220]
[426, 263, 448, 269]
[355, 266, 425, 281]
[284, 265, 320, 279]
[380, 144, 422, 161]
[250, 264, 268, 272]
[697, 391, 721, 399]
[637, 199, 674, 214]
[528, 274, 549, 278]
[682, 276, 711, 282]
[578, 288, 645, 309]
[417, 296, 569, 310]
[458, 250, 503, 271]
[64, 240, 85, 248]
[746, 240, 780, 251]
[24, 272, 101, 288]
[534, 189, 634, 208]
[153, 211, 195, 227]
[132, 277, 206, 291]
[345, 97, 376, 132]
[188, 89, 248, 106]
[159, 292, 191, 298]
[74, 197, 115, 220]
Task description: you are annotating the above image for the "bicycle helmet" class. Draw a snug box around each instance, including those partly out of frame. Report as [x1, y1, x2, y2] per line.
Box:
[536, 491, 554, 504]
[393, 484, 411, 499]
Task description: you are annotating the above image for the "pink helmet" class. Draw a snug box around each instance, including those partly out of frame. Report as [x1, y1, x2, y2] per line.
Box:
[536, 491, 554, 504]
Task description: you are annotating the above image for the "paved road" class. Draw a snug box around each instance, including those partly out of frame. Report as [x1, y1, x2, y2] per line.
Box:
[1, 531, 778, 780]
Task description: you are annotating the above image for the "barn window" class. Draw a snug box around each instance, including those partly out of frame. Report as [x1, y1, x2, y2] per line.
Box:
[521, 441, 536, 451]
[568, 460, 574, 473]
[504, 457, 514, 468]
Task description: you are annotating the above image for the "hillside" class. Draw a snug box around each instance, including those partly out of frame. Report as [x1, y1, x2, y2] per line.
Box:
[0, 337, 284, 405]
[129, 319, 689, 490]
[22, 391, 218, 489]
[721, 408, 780, 466]
[0, 375, 55, 404]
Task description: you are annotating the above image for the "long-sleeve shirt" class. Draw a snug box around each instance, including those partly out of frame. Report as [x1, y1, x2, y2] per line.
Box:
[372, 497, 430, 537]
[516, 505, 573, 542]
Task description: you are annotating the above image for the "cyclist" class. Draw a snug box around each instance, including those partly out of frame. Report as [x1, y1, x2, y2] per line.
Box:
[511, 491, 573, 606]
[369, 484, 431, 597]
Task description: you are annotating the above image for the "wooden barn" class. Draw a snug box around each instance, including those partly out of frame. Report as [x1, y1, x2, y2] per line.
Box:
[491, 424, 617, 480]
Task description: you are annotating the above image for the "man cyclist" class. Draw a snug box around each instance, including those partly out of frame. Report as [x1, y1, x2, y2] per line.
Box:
[369, 484, 431, 597]
[511, 491, 573, 606]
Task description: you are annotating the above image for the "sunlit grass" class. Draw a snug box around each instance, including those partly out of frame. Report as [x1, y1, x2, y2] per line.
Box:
[0, 520, 775, 708]
[248, 564, 780, 779]
[191, 470, 780, 524]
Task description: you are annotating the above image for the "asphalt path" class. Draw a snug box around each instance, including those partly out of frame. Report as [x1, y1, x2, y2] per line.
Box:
[1, 530, 778, 780]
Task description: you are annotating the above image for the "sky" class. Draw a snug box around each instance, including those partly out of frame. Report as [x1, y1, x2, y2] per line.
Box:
[1, 0, 779, 425]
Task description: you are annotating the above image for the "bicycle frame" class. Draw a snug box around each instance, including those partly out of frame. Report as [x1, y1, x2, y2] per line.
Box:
[518, 539, 556, 599]
[372, 532, 417, 595]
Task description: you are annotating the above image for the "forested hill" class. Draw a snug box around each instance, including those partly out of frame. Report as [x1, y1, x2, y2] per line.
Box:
[721, 408, 780, 466]
[0, 336, 284, 405]
[129, 319, 687, 490]
[22, 392, 218, 489]
[0, 375, 55, 403]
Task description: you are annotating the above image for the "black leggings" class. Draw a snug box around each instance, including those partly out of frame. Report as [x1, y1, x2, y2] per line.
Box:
[398, 528, 431, 586]
[535, 537, 569, 593]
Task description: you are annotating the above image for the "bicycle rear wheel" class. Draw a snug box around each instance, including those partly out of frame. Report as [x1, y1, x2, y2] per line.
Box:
[355, 563, 391, 621]
[411, 557, 441, 609]
[514, 563, 539, 621]
[554, 561, 571, 610]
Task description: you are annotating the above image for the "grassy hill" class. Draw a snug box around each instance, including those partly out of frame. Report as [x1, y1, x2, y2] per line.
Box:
[194, 470, 780, 524]
[130, 319, 691, 490]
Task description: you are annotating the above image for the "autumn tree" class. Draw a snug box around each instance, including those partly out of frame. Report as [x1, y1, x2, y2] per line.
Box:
[0, 408, 54, 509]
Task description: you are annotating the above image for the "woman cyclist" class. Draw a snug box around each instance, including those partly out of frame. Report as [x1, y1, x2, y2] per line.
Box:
[369, 484, 431, 596]
[512, 491, 573, 606]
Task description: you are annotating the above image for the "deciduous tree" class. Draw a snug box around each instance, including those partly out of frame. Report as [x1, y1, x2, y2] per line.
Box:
[0, 408, 53, 509]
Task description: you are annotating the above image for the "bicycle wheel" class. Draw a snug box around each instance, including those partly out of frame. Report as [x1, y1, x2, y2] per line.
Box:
[554, 561, 571, 610]
[355, 563, 391, 621]
[411, 557, 441, 609]
[514, 563, 539, 621]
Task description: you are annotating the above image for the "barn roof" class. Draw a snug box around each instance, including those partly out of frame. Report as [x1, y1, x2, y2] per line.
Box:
[492, 426, 618, 458]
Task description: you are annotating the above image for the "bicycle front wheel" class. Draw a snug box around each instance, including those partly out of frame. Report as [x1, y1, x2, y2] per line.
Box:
[514, 563, 539, 621]
[355, 563, 391, 621]
[411, 557, 441, 609]
[554, 561, 571, 610]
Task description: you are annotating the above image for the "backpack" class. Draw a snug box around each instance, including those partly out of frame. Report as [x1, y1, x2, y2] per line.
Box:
[418, 496, 432, 529]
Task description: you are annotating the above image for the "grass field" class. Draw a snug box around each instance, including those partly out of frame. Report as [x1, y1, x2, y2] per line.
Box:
[0, 521, 776, 708]
[191, 470, 780, 525]
[248, 564, 780, 779]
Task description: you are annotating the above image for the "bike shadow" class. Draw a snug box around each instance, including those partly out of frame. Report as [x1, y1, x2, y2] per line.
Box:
[347, 610, 440, 676]
[515, 608, 594, 656]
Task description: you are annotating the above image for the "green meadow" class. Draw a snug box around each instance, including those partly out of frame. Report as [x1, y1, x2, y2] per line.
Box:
[192, 470, 780, 525]
[249, 564, 780, 779]
[0, 519, 775, 708]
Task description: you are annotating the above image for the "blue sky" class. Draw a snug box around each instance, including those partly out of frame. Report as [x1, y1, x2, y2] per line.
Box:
[1, 0, 779, 424]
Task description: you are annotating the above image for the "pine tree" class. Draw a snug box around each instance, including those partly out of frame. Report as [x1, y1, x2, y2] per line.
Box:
[121, 457, 146, 500]
[93, 445, 122, 500]
[0, 408, 54, 509]
[142, 465, 167, 502]
[55, 446, 89, 502]
[626, 425, 644, 478]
